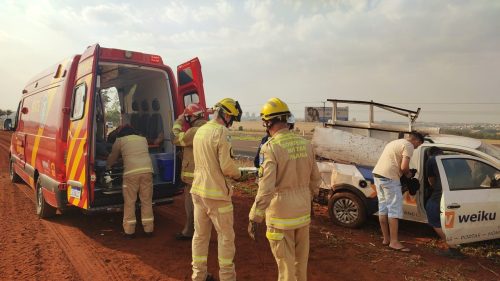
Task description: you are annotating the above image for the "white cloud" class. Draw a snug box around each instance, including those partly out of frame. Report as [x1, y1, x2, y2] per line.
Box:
[245, 0, 274, 21]
[163, 1, 190, 24]
[81, 4, 144, 26]
[162, 0, 233, 24]
[0, 0, 498, 122]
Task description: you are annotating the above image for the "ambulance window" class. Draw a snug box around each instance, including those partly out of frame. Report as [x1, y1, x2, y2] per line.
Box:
[442, 158, 499, 190]
[178, 67, 193, 86]
[71, 84, 86, 120]
[184, 92, 199, 107]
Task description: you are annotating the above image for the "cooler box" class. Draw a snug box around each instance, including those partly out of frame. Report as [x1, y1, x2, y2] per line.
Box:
[156, 153, 174, 182]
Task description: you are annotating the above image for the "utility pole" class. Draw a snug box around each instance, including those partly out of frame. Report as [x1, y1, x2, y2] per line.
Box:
[322, 101, 326, 123]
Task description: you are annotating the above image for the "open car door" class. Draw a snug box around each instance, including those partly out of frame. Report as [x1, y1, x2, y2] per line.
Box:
[436, 155, 500, 245]
[66, 44, 100, 209]
[176, 57, 207, 118]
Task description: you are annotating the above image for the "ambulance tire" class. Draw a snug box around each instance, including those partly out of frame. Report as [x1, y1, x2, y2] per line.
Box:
[328, 192, 366, 228]
[36, 178, 57, 218]
[9, 158, 22, 183]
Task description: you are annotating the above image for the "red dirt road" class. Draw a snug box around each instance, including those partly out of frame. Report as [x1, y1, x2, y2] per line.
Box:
[0, 131, 498, 281]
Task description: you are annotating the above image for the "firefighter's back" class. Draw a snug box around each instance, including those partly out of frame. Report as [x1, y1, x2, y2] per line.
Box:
[262, 129, 318, 229]
[191, 120, 236, 201]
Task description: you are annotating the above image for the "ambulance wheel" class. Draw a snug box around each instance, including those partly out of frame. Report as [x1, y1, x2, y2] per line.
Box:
[328, 192, 366, 228]
[36, 178, 57, 218]
[9, 158, 22, 183]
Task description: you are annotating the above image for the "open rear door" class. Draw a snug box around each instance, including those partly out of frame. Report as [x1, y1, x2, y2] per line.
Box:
[176, 57, 207, 118]
[66, 44, 100, 209]
[437, 155, 500, 245]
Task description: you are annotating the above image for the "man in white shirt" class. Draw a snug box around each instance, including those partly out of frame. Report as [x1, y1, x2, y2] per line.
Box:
[372, 132, 424, 252]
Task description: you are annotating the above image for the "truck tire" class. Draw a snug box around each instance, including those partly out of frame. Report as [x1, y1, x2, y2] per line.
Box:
[9, 158, 22, 183]
[328, 192, 366, 228]
[35, 178, 57, 218]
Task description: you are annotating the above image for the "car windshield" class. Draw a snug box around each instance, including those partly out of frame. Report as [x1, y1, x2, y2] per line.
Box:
[478, 142, 500, 161]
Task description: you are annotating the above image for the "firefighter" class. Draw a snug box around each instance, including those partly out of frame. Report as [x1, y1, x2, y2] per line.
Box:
[191, 98, 243, 281]
[106, 125, 154, 239]
[172, 103, 207, 240]
[248, 98, 321, 281]
[254, 114, 295, 169]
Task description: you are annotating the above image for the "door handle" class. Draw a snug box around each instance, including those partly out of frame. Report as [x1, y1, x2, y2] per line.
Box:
[447, 203, 461, 209]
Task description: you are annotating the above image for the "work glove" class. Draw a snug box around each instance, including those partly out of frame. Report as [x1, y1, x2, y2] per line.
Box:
[247, 220, 259, 242]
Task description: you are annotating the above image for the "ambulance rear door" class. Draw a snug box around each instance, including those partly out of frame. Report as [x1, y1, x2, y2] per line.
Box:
[66, 44, 100, 209]
[437, 155, 500, 245]
[176, 57, 207, 117]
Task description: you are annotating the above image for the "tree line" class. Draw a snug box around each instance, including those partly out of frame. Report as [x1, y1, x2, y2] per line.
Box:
[0, 109, 14, 116]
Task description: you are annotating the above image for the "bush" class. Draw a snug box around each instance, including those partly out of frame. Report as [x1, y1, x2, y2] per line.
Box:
[238, 126, 244, 131]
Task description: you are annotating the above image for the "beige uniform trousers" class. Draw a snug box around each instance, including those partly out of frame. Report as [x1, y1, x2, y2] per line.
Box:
[122, 173, 154, 234]
[182, 184, 195, 236]
[192, 194, 235, 281]
[268, 225, 310, 281]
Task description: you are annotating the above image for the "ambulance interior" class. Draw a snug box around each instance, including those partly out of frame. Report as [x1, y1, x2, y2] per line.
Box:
[93, 62, 177, 195]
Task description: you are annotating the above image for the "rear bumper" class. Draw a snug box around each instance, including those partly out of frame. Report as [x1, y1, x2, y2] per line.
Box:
[83, 196, 175, 214]
[90, 181, 184, 209]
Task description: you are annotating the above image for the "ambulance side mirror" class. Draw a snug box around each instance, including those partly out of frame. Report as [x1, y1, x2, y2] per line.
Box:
[21, 107, 29, 114]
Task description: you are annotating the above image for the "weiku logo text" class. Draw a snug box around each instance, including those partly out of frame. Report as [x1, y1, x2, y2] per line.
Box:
[445, 211, 497, 229]
[458, 211, 496, 223]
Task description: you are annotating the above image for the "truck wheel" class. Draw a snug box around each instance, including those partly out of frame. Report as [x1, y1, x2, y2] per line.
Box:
[35, 178, 57, 218]
[9, 158, 22, 183]
[328, 192, 366, 228]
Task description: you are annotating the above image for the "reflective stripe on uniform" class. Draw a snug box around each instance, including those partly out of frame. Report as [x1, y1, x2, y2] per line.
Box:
[191, 185, 226, 198]
[124, 135, 146, 142]
[141, 217, 154, 222]
[269, 214, 310, 228]
[182, 171, 194, 178]
[218, 204, 233, 214]
[178, 132, 186, 145]
[252, 207, 265, 217]
[218, 257, 233, 266]
[124, 219, 137, 225]
[192, 255, 208, 263]
[124, 167, 152, 176]
[266, 231, 284, 241]
[173, 123, 182, 130]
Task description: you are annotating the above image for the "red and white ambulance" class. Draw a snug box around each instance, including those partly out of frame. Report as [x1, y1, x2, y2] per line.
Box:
[9, 44, 206, 218]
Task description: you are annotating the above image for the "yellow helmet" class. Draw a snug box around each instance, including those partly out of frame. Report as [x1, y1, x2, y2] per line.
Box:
[260, 98, 291, 121]
[215, 98, 242, 122]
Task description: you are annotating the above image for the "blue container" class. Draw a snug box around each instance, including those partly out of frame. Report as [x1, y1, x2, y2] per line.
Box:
[156, 153, 174, 182]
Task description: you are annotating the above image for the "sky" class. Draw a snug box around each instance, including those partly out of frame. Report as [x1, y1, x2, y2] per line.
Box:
[0, 0, 499, 123]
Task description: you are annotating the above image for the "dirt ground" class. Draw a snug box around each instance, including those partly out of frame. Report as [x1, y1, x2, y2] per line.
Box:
[0, 130, 499, 281]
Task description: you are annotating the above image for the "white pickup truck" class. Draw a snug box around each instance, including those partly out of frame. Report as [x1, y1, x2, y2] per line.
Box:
[313, 100, 500, 246]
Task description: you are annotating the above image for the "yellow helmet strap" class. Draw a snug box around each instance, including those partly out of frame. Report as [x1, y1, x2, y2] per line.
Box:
[218, 108, 233, 128]
[263, 115, 287, 130]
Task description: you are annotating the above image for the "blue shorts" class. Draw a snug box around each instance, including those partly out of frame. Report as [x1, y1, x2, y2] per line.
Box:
[374, 177, 403, 219]
[425, 200, 441, 228]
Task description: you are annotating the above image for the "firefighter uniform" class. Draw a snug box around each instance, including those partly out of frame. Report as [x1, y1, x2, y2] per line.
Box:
[249, 128, 321, 281]
[191, 119, 241, 281]
[107, 134, 154, 235]
[172, 116, 207, 237]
